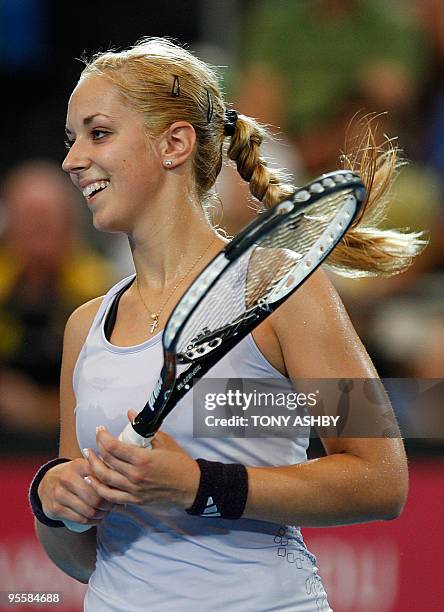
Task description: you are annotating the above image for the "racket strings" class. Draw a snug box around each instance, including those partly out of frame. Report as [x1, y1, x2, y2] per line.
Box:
[244, 248, 298, 308]
[176, 188, 355, 356]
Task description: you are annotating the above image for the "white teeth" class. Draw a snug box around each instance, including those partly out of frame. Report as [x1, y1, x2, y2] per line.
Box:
[82, 180, 109, 198]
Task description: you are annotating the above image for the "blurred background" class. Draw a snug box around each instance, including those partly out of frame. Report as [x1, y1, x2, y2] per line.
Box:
[0, 1, 442, 610]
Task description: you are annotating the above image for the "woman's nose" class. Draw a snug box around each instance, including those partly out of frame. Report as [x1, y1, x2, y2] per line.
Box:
[62, 141, 91, 174]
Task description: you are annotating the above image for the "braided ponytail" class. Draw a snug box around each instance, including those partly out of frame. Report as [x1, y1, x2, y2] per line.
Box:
[226, 114, 294, 208]
[225, 112, 427, 278]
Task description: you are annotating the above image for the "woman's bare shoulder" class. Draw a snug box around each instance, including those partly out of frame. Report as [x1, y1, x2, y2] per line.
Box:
[270, 268, 377, 379]
[68, 296, 104, 330]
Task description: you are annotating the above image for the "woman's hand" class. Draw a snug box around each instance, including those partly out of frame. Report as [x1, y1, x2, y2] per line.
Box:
[38, 458, 115, 528]
[83, 411, 200, 509]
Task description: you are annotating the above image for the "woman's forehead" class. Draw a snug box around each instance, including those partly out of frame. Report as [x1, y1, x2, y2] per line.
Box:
[67, 75, 124, 121]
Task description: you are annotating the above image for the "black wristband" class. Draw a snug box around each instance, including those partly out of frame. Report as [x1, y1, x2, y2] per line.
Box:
[29, 458, 71, 528]
[186, 459, 248, 520]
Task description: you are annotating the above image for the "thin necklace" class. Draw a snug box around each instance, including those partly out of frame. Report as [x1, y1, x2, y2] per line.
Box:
[136, 236, 217, 334]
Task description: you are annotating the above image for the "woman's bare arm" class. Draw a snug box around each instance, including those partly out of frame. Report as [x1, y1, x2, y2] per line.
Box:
[244, 269, 408, 526]
[34, 297, 104, 583]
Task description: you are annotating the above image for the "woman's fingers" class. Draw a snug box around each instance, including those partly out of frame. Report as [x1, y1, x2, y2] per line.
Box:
[40, 458, 115, 526]
[127, 409, 138, 421]
[95, 437, 140, 478]
[84, 474, 139, 505]
[80, 475, 114, 512]
[83, 447, 141, 493]
[81, 424, 198, 507]
[50, 480, 111, 525]
[95, 426, 146, 464]
[59, 459, 115, 508]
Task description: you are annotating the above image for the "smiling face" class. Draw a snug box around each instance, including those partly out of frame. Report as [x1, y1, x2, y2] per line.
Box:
[63, 75, 165, 233]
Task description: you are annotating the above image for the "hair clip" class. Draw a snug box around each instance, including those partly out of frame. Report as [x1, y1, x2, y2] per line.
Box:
[207, 90, 214, 123]
[223, 108, 238, 136]
[171, 75, 180, 97]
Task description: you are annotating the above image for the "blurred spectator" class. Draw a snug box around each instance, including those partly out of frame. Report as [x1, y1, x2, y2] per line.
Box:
[415, 0, 444, 182]
[241, 0, 430, 175]
[0, 160, 117, 454]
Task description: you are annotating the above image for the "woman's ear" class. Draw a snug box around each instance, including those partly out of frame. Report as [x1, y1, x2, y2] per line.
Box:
[159, 121, 196, 169]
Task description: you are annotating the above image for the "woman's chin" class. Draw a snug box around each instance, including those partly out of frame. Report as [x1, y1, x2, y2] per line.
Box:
[92, 213, 127, 234]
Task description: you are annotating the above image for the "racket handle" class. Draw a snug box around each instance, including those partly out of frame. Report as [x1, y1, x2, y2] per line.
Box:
[63, 519, 93, 532]
[119, 422, 154, 449]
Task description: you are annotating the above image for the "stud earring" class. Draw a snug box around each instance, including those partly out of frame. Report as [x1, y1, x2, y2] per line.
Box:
[164, 159, 173, 167]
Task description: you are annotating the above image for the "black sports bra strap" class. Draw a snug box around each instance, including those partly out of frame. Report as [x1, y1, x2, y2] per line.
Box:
[104, 277, 135, 341]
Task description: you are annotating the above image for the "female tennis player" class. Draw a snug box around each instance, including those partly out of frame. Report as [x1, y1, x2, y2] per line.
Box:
[31, 38, 424, 611]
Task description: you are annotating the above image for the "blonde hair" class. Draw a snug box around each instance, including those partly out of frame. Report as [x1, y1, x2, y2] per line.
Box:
[81, 38, 426, 278]
[81, 38, 225, 201]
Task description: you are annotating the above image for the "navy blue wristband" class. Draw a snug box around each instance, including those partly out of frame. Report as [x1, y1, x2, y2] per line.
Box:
[186, 459, 248, 520]
[29, 458, 71, 527]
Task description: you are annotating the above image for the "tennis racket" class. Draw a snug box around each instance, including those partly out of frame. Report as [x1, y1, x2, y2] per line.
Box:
[64, 170, 365, 532]
[119, 170, 365, 446]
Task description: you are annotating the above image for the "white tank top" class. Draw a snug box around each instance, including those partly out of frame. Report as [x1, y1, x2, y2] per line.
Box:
[74, 275, 331, 612]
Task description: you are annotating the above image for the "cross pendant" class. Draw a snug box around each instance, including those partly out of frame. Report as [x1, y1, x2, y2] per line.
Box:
[150, 317, 159, 334]
[150, 317, 159, 333]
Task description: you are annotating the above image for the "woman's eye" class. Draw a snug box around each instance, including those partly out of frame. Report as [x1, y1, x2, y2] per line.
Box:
[91, 129, 109, 140]
[64, 139, 74, 150]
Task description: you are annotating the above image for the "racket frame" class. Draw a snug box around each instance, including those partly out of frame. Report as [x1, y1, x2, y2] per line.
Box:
[128, 171, 366, 439]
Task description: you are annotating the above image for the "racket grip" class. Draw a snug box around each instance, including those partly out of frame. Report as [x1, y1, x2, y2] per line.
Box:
[118, 422, 154, 449]
[63, 519, 93, 532]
